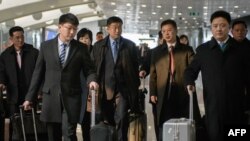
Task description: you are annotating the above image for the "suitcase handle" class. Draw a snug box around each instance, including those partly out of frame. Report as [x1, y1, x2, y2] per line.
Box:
[19, 106, 38, 141]
[90, 89, 96, 127]
[188, 90, 193, 120]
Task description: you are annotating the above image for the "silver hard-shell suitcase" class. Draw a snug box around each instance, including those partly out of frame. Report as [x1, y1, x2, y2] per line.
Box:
[163, 90, 196, 141]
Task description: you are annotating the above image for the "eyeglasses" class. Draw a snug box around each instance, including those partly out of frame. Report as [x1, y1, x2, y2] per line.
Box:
[62, 25, 78, 32]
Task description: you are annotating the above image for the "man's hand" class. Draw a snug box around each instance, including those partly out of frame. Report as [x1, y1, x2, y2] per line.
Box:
[89, 81, 99, 90]
[187, 85, 196, 95]
[22, 100, 32, 111]
[150, 95, 158, 104]
[139, 70, 146, 78]
[0, 84, 6, 91]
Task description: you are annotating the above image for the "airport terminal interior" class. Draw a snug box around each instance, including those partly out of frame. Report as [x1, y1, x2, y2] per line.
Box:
[0, 0, 250, 141]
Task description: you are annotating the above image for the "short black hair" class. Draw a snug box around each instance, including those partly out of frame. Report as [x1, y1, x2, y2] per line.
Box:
[59, 13, 79, 26]
[210, 10, 231, 24]
[77, 28, 93, 43]
[179, 34, 188, 40]
[9, 26, 24, 37]
[107, 16, 123, 26]
[158, 30, 162, 39]
[96, 31, 103, 35]
[232, 20, 247, 29]
[161, 19, 177, 30]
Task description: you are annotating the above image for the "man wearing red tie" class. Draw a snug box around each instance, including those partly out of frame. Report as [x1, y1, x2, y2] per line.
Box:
[149, 19, 201, 141]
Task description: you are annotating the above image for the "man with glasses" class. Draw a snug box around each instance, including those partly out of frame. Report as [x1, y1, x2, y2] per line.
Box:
[23, 13, 98, 141]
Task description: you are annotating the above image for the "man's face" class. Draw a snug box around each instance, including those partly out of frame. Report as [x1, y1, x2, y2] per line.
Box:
[231, 23, 248, 42]
[58, 23, 78, 42]
[107, 22, 122, 39]
[161, 24, 177, 44]
[211, 17, 230, 41]
[96, 34, 103, 41]
[10, 31, 24, 50]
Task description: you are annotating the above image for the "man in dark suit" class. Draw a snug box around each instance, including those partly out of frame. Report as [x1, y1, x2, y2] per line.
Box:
[0, 26, 39, 140]
[184, 11, 250, 141]
[150, 20, 201, 141]
[91, 16, 140, 141]
[23, 13, 98, 141]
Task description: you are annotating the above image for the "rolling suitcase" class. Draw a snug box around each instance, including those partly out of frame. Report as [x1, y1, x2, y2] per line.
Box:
[90, 89, 117, 141]
[163, 90, 196, 141]
[11, 106, 47, 141]
[128, 78, 147, 141]
[0, 90, 4, 141]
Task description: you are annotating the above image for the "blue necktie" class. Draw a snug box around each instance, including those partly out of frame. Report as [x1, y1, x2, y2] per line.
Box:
[112, 41, 118, 62]
[219, 42, 226, 51]
[59, 43, 67, 65]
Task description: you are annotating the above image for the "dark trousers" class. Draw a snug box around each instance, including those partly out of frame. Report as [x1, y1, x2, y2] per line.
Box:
[101, 93, 128, 141]
[46, 109, 77, 141]
[81, 111, 90, 141]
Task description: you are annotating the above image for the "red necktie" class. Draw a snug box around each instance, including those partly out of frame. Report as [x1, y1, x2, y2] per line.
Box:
[169, 46, 175, 81]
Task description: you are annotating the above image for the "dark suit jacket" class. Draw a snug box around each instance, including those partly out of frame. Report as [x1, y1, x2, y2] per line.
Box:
[184, 36, 250, 141]
[25, 36, 96, 123]
[150, 41, 196, 125]
[0, 44, 39, 104]
[92, 36, 140, 111]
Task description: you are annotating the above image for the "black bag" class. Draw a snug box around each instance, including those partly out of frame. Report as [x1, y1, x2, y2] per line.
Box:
[90, 122, 117, 141]
[0, 90, 5, 141]
[10, 107, 47, 141]
[89, 89, 117, 141]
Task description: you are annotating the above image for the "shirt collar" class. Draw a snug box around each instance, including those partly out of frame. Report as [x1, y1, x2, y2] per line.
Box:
[217, 36, 229, 45]
[167, 42, 176, 50]
[58, 38, 69, 47]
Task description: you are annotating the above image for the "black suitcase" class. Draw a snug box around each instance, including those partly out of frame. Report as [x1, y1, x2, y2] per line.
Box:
[89, 89, 117, 141]
[10, 106, 47, 141]
[0, 90, 5, 141]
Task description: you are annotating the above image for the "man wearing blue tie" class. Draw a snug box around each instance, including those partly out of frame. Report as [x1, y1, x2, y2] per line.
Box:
[184, 10, 250, 141]
[92, 16, 140, 141]
[23, 13, 99, 141]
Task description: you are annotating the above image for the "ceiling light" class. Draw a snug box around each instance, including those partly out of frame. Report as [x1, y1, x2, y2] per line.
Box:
[165, 12, 169, 15]
[230, 11, 233, 14]
[237, 15, 241, 17]
[188, 6, 192, 9]
[203, 6, 207, 9]
[50, 5, 55, 8]
[46, 20, 54, 25]
[157, 5, 162, 8]
[160, 17, 163, 20]
[173, 6, 177, 9]
[141, 4, 146, 8]
[152, 12, 156, 15]
[219, 6, 223, 9]
[234, 6, 239, 8]
[243, 11, 246, 13]
[113, 9, 117, 12]
[139, 11, 143, 14]
[204, 13, 207, 15]
[178, 13, 182, 16]
[111, 2, 116, 5]
[126, 3, 131, 7]
[127, 11, 130, 13]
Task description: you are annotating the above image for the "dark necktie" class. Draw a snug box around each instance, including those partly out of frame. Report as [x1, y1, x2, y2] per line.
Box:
[59, 43, 67, 65]
[169, 46, 175, 82]
[112, 41, 118, 62]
